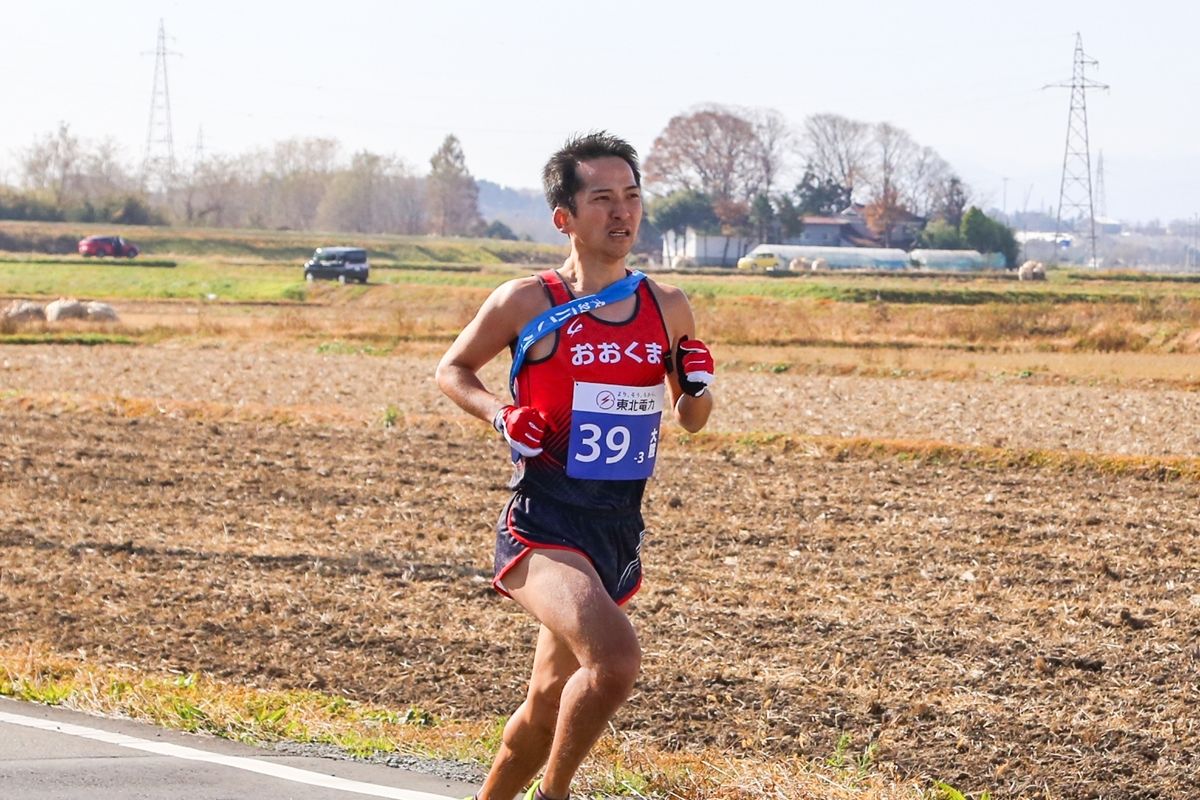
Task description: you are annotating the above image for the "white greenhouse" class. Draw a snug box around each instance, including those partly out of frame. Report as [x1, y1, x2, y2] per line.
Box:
[745, 244, 911, 270]
[910, 249, 1006, 270]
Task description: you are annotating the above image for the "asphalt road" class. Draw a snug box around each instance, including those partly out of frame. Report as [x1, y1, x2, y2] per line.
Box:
[0, 697, 479, 800]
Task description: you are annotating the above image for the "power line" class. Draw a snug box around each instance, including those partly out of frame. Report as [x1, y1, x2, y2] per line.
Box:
[1045, 32, 1108, 268]
[141, 18, 180, 194]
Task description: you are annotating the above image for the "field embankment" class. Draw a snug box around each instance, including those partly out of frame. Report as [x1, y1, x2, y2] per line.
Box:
[0, 219, 567, 266]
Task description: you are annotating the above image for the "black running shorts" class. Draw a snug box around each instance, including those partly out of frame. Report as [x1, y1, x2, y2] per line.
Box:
[494, 490, 645, 605]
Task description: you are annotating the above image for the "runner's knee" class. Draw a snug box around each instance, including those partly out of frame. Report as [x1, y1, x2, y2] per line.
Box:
[587, 643, 641, 698]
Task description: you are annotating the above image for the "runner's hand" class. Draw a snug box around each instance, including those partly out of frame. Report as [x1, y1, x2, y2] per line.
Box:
[493, 405, 549, 457]
[675, 336, 715, 397]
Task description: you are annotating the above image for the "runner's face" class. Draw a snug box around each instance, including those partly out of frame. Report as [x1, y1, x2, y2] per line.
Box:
[561, 157, 641, 260]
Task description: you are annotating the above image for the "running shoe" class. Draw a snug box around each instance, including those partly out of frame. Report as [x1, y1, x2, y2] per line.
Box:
[523, 780, 567, 800]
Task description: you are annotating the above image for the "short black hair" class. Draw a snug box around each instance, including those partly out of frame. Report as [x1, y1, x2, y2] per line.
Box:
[542, 131, 641, 215]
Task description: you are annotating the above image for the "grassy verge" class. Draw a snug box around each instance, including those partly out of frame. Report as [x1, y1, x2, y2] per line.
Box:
[0, 645, 929, 799]
[671, 273, 1199, 305]
[1066, 269, 1200, 283]
[0, 254, 178, 268]
[0, 258, 523, 300]
[0, 260, 308, 302]
[0, 332, 136, 346]
[0, 219, 567, 265]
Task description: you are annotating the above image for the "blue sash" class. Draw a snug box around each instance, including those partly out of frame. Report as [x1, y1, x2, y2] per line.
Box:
[508, 271, 646, 398]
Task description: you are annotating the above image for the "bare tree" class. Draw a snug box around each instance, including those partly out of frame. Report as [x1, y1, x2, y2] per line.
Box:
[863, 122, 920, 204]
[800, 113, 870, 197]
[77, 138, 134, 203]
[20, 123, 83, 206]
[747, 107, 793, 195]
[864, 184, 907, 247]
[185, 153, 257, 228]
[390, 174, 427, 235]
[266, 137, 339, 229]
[645, 106, 763, 203]
[902, 145, 954, 219]
[317, 151, 397, 233]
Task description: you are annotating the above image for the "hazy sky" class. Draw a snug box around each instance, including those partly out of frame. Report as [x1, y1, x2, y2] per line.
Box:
[4, 0, 1198, 223]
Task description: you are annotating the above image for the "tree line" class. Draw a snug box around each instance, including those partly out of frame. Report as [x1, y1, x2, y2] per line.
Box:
[643, 105, 1016, 263]
[0, 124, 509, 239]
[2, 110, 1018, 261]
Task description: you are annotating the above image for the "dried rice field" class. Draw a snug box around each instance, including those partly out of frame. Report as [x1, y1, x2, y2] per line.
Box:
[2, 292, 1199, 799]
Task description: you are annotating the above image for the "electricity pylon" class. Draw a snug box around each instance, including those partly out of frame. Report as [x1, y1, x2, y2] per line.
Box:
[1045, 33, 1108, 267]
[141, 19, 178, 194]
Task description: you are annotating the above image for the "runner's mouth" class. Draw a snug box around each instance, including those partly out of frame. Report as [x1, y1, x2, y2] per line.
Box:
[608, 228, 631, 238]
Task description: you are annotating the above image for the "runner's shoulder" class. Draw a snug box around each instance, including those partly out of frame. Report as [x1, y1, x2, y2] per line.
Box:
[643, 275, 690, 313]
[488, 274, 551, 318]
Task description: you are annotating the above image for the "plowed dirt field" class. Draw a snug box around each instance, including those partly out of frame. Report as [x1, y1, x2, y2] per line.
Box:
[2, 339, 1199, 799]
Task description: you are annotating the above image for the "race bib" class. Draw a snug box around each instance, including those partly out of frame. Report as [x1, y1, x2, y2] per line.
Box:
[567, 381, 664, 480]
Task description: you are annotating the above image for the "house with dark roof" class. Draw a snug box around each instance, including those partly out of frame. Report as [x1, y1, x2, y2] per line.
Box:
[776, 206, 926, 249]
[789, 216, 849, 246]
[834, 203, 926, 249]
[660, 205, 929, 266]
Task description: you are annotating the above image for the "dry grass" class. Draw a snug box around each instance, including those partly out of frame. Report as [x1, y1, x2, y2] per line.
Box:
[722, 344, 1200, 388]
[0, 645, 926, 800]
[694, 294, 1200, 354]
[6, 389, 1199, 486]
[6, 258, 1200, 355]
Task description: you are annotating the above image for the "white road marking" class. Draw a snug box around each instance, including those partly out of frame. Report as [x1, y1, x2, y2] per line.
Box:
[0, 708, 456, 800]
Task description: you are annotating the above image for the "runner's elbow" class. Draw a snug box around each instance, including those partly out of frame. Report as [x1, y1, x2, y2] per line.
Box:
[435, 359, 466, 399]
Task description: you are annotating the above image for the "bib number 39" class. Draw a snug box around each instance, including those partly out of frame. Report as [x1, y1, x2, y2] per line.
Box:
[574, 423, 631, 464]
[567, 382, 663, 480]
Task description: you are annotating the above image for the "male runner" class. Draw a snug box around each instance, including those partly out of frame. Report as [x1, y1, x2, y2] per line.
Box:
[436, 132, 715, 800]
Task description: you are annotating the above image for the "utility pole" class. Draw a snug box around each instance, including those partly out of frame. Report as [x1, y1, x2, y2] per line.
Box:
[1045, 32, 1108, 268]
[192, 125, 205, 175]
[141, 19, 179, 194]
[1185, 211, 1195, 271]
[1094, 150, 1107, 219]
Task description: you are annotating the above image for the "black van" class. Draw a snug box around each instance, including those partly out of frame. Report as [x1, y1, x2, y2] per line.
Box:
[303, 247, 369, 284]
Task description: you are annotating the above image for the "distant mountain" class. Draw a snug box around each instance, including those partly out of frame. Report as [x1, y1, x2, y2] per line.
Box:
[477, 180, 562, 244]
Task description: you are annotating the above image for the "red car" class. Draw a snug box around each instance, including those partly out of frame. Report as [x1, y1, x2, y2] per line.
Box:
[79, 235, 139, 258]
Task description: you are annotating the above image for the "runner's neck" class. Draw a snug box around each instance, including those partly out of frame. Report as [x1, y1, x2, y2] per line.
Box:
[557, 255, 627, 296]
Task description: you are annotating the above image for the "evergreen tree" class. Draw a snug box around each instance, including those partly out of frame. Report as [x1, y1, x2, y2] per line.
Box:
[960, 206, 1019, 267]
[647, 189, 718, 234]
[793, 169, 851, 216]
[748, 193, 776, 242]
[426, 134, 483, 236]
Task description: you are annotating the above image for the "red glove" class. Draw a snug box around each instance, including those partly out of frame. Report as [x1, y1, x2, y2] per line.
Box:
[675, 336, 715, 397]
[493, 405, 549, 457]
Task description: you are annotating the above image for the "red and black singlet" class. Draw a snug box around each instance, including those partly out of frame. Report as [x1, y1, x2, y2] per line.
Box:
[511, 269, 671, 511]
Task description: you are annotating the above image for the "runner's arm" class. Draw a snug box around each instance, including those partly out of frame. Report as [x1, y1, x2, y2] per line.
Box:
[436, 279, 540, 425]
[655, 283, 714, 433]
